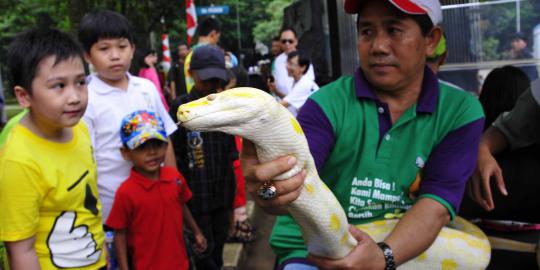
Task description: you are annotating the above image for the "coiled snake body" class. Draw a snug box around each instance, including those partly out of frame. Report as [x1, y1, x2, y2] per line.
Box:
[177, 88, 491, 269]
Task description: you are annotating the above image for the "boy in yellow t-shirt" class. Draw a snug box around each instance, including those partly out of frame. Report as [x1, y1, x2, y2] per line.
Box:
[0, 28, 106, 270]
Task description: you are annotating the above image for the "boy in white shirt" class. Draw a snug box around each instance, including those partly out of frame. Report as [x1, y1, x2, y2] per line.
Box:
[78, 10, 177, 223]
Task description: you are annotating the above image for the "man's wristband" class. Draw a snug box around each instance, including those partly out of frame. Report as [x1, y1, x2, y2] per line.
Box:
[377, 242, 396, 270]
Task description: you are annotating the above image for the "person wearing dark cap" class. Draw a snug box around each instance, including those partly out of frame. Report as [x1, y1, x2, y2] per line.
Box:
[241, 0, 488, 269]
[504, 32, 539, 80]
[508, 32, 533, 60]
[169, 45, 237, 270]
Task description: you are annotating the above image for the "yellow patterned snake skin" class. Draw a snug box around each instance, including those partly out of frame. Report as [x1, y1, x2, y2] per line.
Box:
[177, 87, 491, 268]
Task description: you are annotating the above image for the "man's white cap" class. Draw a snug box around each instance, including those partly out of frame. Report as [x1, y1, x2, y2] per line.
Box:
[344, 0, 442, 25]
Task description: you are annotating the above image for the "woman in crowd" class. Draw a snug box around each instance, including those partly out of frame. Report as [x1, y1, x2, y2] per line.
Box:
[270, 50, 318, 117]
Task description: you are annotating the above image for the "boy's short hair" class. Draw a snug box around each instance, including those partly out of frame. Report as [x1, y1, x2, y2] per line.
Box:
[7, 28, 84, 95]
[78, 9, 134, 53]
[197, 17, 222, 37]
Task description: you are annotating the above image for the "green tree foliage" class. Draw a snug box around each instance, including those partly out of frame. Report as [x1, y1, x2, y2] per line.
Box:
[252, 0, 293, 45]
[0, 0, 297, 97]
[0, 0, 69, 65]
[191, 0, 277, 52]
[479, 0, 539, 60]
[0, 0, 287, 70]
[481, 37, 500, 61]
[0, 0, 70, 98]
[0, 0, 190, 96]
[64, 0, 188, 49]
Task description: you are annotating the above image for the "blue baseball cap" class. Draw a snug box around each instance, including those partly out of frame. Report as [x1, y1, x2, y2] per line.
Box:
[120, 110, 168, 150]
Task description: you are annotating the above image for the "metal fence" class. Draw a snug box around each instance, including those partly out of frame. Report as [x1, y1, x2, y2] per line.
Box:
[439, 0, 540, 91]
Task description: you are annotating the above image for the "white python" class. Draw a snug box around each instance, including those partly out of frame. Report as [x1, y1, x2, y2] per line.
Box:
[177, 87, 491, 268]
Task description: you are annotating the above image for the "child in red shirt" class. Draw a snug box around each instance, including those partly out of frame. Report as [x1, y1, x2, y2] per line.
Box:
[107, 110, 206, 270]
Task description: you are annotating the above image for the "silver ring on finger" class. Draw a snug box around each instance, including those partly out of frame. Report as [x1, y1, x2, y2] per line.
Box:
[257, 181, 277, 200]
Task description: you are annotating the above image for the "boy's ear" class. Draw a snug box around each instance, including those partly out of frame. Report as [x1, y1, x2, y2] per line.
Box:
[84, 52, 92, 65]
[14, 86, 31, 108]
[119, 147, 131, 161]
[129, 44, 136, 61]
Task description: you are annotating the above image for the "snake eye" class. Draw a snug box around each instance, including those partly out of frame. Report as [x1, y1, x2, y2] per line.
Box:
[207, 94, 217, 101]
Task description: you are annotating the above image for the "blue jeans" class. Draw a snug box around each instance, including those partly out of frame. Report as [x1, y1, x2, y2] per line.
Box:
[283, 263, 318, 270]
[279, 258, 318, 270]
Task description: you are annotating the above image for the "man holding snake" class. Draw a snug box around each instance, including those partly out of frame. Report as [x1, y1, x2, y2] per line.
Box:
[241, 0, 486, 269]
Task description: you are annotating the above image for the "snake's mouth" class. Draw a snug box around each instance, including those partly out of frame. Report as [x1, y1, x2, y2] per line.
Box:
[177, 110, 217, 125]
[177, 108, 242, 126]
[176, 109, 208, 125]
[176, 118, 191, 125]
[176, 117, 201, 126]
[176, 110, 235, 132]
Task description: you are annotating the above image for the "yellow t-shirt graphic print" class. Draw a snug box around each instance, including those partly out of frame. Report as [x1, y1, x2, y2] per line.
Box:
[0, 122, 106, 269]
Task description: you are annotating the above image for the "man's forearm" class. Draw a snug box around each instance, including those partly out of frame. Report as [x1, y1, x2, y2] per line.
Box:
[384, 198, 450, 266]
[481, 127, 508, 155]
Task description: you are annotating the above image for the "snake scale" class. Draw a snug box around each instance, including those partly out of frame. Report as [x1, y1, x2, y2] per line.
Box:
[177, 87, 491, 269]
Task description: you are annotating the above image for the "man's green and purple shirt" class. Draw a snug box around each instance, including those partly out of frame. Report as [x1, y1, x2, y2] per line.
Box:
[270, 67, 485, 263]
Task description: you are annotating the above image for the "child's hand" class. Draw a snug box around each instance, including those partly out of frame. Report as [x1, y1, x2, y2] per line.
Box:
[193, 232, 207, 254]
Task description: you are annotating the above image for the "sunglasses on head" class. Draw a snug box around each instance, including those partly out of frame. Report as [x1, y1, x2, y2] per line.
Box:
[281, 39, 295, 44]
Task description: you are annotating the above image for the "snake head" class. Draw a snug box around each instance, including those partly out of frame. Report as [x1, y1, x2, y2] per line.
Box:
[177, 87, 278, 135]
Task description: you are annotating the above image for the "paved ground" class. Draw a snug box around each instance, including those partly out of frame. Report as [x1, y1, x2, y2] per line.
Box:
[239, 205, 276, 270]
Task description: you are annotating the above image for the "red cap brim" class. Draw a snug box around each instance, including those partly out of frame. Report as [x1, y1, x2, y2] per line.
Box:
[344, 0, 426, 15]
[344, 0, 361, 14]
[389, 0, 427, 14]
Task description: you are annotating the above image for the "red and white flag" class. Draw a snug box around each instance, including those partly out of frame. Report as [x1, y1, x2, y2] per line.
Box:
[161, 33, 171, 72]
[186, 0, 198, 45]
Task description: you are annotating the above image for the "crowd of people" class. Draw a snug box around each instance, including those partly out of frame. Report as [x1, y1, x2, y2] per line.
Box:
[0, 10, 256, 270]
[0, 0, 539, 270]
